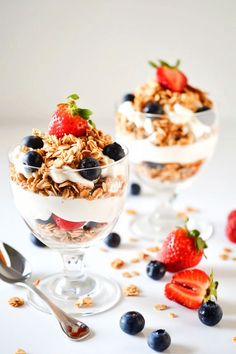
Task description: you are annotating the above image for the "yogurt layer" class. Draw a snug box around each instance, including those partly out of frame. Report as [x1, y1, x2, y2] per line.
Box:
[11, 183, 125, 223]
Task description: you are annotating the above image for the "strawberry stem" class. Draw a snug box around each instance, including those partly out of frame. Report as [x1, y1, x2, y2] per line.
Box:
[183, 218, 208, 252]
[204, 270, 219, 302]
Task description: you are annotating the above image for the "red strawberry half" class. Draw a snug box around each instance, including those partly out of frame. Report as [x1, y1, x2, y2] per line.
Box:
[49, 94, 94, 138]
[165, 269, 218, 309]
[156, 223, 207, 272]
[149, 59, 187, 93]
[52, 215, 85, 231]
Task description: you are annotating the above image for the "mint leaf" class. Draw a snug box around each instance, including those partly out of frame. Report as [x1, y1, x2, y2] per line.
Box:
[67, 93, 79, 100]
[78, 108, 93, 120]
[148, 60, 158, 69]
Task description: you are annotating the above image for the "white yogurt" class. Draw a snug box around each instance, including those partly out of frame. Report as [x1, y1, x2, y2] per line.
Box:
[11, 183, 125, 223]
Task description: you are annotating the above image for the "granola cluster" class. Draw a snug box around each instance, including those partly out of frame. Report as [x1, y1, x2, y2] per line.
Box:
[137, 160, 204, 183]
[10, 128, 126, 199]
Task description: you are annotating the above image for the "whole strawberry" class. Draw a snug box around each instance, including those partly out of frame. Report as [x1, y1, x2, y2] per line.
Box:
[149, 59, 187, 93]
[49, 94, 94, 138]
[156, 222, 207, 272]
[165, 269, 219, 309]
[226, 210, 236, 243]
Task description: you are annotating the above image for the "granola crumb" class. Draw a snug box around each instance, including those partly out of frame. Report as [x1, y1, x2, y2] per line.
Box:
[232, 257, 236, 261]
[122, 271, 132, 278]
[223, 247, 232, 253]
[138, 251, 150, 261]
[176, 211, 188, 220]
[99, 247, 108, 252]
[130, 257, 140, 264]
[146, 246, 160, 252]
[232, 336, 236, 343]
[185, 207, 199, 213]
[128, 237, 139, 242]
[126, 209, 137, 215]
[219, 254, 229, 260]
[75, 296, 93, 308]
[15, 349, 26, 354]
[131, 270, 140, 276]
[33, 279, 41, 286]
[154, 304, 168, 311]
[111, 258, 125, 269]
[8, 297, 25, 308]
[168, 312, 178, 318]
[123, 284, 140, 296]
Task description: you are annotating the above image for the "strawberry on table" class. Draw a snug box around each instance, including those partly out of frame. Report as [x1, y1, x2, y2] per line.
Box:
[49, 93, 94, 138]
[156, 221, 207, 272]
[165, 269, 219, 310]
[226, 210, 236, 243]
[149, 59, 187, 93]
[52, 215, 85, 231]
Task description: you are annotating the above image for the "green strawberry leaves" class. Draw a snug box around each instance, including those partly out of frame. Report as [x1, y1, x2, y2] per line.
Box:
[183, 218, 208, 253]
[67, 93, 79, 100]
[204, 271, 219, 302]
[66, 93, 95, 128]
[148, 59, 181, 70]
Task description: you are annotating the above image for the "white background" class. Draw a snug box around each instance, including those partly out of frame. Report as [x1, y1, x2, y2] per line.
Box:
[0, 1, 236, 353]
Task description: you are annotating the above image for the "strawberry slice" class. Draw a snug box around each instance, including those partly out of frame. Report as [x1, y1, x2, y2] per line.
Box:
[165, 269, 218, 309]
[52, 215, 85, 231]
[149, 59, 187, 93]
[49, 94, 94, 138]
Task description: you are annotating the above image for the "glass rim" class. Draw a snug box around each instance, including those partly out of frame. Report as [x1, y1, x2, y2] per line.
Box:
[9, 144, 129, 172]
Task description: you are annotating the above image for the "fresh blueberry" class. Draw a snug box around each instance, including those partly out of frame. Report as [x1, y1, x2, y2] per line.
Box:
[145, 162, 165, 169]
[36, 215, 54, 225]
[21, 135, 44, 149]
[79, 157, 101, 181]
[143, 102, 164, 115]
[147, 329, 171, 352]
[103, 142, 125, 161]
[104, 232, 121, 248]
[196, 106, 210, 113]
[120, 311, 145, 335]
[30, 233, 47, 247]
[83, 221, 98, 231]
[23, 151, 43, 172]
[198, 300, 223, 326]
[130, 183, 141, 196]
[146, 260, 166, 280]
[122, 93, 135, 102]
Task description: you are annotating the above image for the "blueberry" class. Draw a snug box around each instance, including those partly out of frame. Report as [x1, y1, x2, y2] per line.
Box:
[103, 142, 125, 161]
[83, 221, 98, 231]
[143, 102, 164, 115]
[79, 157, 101, 181]
[147, 329, 171, 352]
[198, 300, 223, 326]
[145, 162, 165, 169]
[146, 261, 166, 280]
[104, 232, 121, 248]
[130, 183, 141, 196]
[21, 135, 44, 149]
[120, 311, 145, 335]
[30, 233, 47, 247]
[122, 93, 135, 102]
[196, 106, 210, 113]
[23, 151, 43, 172]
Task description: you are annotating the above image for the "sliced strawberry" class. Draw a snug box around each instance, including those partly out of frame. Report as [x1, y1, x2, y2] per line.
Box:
[165, 269, 216, 310]
[52, 215, 85, 231]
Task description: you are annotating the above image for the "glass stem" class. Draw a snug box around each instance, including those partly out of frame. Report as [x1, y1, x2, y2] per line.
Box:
[150, 187, 177, 224]
[60, 250, 86, 282]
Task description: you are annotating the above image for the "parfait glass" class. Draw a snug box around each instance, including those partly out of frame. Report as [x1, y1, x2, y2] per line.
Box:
[9, 148, 129, 315]
[116, 108, 218, 240]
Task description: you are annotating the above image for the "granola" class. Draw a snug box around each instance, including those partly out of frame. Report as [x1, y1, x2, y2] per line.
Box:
[75, 296, 93, 308]
[111, 258, 125, 269]
[123, 284, 140, 296]
[8, 297, 25, 307]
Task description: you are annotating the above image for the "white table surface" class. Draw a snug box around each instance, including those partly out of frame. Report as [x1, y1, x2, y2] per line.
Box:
[0, 121, 236, 354]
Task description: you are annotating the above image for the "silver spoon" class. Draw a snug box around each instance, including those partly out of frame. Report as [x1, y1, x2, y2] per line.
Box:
[0, 241, 91, 341]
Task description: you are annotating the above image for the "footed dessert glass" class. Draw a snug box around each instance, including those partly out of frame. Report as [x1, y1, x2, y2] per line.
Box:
[116, 109, 218, 240]
[9, 149, 129, 315]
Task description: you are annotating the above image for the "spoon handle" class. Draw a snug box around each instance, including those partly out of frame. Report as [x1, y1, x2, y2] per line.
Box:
[22, 281, 90, 340]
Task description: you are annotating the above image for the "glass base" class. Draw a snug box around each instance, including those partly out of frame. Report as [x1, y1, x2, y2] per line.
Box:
[28, 271, 121, 316]
[130, 213, 214, 241]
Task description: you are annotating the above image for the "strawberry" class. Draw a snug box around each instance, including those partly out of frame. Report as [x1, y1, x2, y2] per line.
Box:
[156, 222, 207, 272]
[227, 210, 236, 221]
[49, 94, 94, 138]
[52, 215, 85, 231]
[226, 217, 236, 243]
[165, 269, 218, 309]
[149, 59, 187, 92]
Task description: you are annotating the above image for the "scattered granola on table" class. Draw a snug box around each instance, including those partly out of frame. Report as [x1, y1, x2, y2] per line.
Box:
[75, 296, 93, 308]
[8, 297, 25, 308]
[123, 284, 140, 296]
[111, 259, 125, 269]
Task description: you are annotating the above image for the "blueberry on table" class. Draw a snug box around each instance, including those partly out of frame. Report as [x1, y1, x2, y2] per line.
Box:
[103, 142, 125, 161]
[147, 329, 171, 352]
[198, 300, 223, 326]
[196, 106, 210, 113]
[130, 183, 141, 196]
[21, 135, 44, 149]
[79, 157, 101, 181]
[122, 93, 135, 102]
[30, 233, 47, 247]
[120, 311, 145, 335]
[143, 102, 164, 115]
[146, 260, 166, 280]
[23, 151, 43, 172]
[104, 232, 121, 248]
